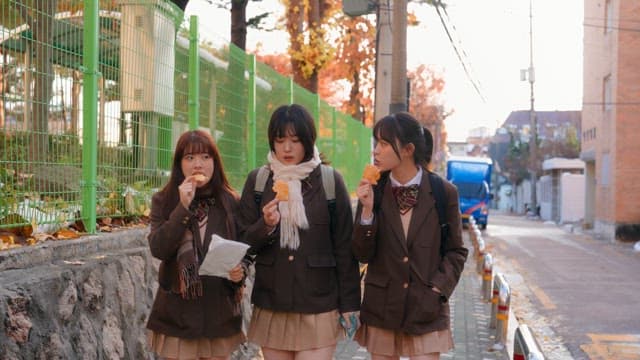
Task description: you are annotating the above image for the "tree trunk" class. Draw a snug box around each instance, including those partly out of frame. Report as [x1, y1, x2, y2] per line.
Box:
[349, 72, 363, 122]
[288, 0, 305, 91]
[230, 0, 248, 51]
[71, 70, 80, 136]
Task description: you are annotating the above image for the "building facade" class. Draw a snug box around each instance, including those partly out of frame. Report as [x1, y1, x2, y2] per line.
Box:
[582, 0, 640, 241]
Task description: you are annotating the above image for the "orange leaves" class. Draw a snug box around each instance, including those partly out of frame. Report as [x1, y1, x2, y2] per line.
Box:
[408, 65, 447, 126]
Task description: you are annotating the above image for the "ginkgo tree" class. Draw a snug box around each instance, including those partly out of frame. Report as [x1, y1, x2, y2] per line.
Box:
[320, 14, 376, 124]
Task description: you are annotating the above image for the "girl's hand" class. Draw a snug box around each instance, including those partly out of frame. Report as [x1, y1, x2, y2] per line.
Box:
[339, 311, 361, 340]
[262, 198, 280, 228]
[356, 179, 374, 217]
[228, 263, 244, 283]
[178, 176, 198, 209]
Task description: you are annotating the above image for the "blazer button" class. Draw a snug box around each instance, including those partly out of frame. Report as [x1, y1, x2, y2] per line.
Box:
[403, 283, 409, 289]
[288, 255, 294, 261]
[403, 256, 409, 263]
[366, 231, 372, 236]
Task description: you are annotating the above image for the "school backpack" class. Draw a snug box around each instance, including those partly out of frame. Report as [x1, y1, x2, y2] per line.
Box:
[427, 171, 450, 255]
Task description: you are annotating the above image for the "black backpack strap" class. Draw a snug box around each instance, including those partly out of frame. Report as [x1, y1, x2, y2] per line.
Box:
[428, 171, 449, 256]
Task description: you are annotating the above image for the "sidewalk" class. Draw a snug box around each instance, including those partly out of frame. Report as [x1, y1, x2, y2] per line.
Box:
[334, 234, 507, 360]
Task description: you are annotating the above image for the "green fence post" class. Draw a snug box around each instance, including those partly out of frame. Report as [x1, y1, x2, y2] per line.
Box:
[288, 77, 294, 104]
[188, 16, 199, 130]
[82, 0, 99, 234]
[247, 54, 257, 172]
[332, 108, 337, 165]
[314, 93, 320, 130]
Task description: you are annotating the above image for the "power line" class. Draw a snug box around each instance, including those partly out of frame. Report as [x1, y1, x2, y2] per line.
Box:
[433, 1, 486, 103]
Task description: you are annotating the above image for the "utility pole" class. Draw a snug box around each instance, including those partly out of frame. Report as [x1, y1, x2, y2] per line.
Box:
[528, 0, 537, 214]
[389, 0, 407, 114]
[374, 0, 393, 122]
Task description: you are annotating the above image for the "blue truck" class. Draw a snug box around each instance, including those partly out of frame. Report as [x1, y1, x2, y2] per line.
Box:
[446, 156, 493, 229]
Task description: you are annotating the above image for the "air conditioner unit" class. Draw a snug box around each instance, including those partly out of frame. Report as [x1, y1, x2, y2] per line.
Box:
[120, 0, 180, 115]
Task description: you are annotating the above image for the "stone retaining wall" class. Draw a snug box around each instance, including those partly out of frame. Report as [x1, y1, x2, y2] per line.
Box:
[0, 228, 157, 359]
[0, 228, 261, 360]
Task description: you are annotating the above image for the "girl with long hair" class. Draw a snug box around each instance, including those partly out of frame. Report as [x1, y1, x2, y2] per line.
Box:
[353, 112, 468, 360]
[146, 130, 245, 360]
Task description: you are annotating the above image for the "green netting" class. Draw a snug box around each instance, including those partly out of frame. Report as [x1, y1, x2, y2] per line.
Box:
[0, 0, 370, 233]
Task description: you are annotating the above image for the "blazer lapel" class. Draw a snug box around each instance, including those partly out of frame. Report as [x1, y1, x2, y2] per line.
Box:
[406, 173, 435, 248]
[382, 181, 408, 252]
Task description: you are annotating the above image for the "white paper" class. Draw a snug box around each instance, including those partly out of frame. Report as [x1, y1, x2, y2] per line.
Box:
[198, 234, 250, 279]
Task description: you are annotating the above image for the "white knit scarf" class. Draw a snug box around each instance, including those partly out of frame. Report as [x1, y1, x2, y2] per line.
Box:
[268, 147, 321, 250]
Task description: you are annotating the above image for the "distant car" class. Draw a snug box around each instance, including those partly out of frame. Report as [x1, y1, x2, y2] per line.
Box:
[446, 156, 493, 229]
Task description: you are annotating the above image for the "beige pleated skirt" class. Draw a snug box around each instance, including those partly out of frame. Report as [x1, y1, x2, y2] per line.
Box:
[355, 324, 453, 357]
[247, 307, 343, 351]
[147, 330, 245, 359]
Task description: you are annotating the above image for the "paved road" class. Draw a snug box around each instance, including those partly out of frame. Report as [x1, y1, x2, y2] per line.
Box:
[484, 213, 640, 360]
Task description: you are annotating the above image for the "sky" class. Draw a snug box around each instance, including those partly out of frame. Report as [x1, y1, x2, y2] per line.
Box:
[185, 0, 584, 142]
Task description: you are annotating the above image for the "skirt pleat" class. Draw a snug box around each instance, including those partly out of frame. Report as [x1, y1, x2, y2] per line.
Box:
[147, 330, 245, 359]
[247, 307, 342, 351]
[355, 324, 453, 356]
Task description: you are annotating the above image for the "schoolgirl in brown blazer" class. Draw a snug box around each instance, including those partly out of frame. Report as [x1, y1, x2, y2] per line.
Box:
[353, 113, 468, 359]
[237, 104, 361, 360]
[146, 130, 245, 360]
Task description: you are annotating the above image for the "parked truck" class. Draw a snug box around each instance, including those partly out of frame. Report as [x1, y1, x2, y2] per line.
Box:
[446, 156, 493, 229]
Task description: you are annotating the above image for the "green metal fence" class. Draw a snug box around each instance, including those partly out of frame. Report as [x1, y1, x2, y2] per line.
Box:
[0, 0, 370, 235]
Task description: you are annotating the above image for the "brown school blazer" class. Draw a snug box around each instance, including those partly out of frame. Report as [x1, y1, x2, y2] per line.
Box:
[146, 191, 243, 339]
[352, 172, 468, 335]
[237, 165, 361, 314]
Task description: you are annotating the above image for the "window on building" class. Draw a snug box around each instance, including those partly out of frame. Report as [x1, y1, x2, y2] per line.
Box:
[605, 0, 614, 33]
[603, 74, 612, 112]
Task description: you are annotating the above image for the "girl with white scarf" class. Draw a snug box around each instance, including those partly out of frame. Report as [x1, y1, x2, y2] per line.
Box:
[237, 104, 361, 360]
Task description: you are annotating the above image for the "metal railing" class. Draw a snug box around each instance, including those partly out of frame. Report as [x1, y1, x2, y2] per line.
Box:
[0, 0, 371, 235]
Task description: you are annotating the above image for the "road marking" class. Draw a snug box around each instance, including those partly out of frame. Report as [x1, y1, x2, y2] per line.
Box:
[529, 284, 556, 310]
[580, 333, 640, 360]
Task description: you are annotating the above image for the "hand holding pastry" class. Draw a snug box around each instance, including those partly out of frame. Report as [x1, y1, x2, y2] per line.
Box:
[272, 180, 289, 201]
[362, 164, 380, 185]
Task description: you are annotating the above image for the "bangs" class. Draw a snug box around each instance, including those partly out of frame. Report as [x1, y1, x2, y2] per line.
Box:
[183, 139, 212, 156]
[272, 120, 297, 139]
[373, 117, 398, 144]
